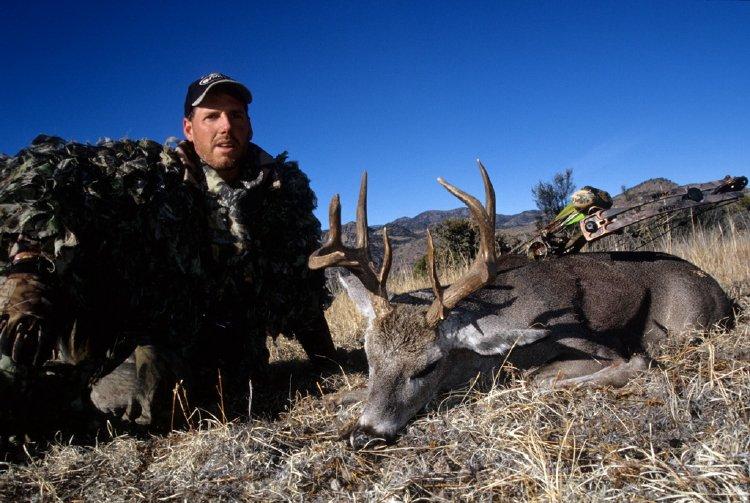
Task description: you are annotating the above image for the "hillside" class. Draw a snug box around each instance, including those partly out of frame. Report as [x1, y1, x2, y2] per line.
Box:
[614, 177, 678, 204]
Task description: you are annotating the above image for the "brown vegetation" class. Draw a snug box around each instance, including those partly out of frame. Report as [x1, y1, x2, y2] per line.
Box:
[1, 225, 748, 501]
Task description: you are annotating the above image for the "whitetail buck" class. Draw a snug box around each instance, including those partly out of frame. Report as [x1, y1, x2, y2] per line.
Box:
[309, 163, 733, 446]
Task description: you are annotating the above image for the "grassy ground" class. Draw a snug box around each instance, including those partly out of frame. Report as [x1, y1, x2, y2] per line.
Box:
[1, 226, 748, 501]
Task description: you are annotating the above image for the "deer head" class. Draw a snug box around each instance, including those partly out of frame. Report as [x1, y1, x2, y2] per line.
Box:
[310, 163, 541, 445]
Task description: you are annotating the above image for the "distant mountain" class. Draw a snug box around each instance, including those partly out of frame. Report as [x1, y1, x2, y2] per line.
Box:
[390, 208, 469, 232]
[390, 208, 542, 232]
[614, 177, 678, 205]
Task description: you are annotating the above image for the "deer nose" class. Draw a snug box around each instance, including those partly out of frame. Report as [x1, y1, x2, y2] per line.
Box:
[349, 423, 396, 449]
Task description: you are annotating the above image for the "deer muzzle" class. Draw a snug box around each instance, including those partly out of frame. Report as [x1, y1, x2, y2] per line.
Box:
[348, 420, 398, 449]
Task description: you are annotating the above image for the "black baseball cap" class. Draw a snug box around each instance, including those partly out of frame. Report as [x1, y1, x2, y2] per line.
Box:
[184, 72, 252, 117]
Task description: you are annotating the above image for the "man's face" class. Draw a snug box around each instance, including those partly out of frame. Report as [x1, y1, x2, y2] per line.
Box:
[183, 92, 252, 180]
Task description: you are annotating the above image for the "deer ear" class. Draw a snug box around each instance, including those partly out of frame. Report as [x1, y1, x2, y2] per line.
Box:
[337, 274, 376, 323]
[439, 315, 549, 355]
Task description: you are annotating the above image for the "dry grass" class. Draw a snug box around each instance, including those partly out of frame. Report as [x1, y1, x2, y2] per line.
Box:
[2, 226, 749, 501]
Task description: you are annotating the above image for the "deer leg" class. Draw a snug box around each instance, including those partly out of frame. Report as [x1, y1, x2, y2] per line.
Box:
[328, 387, 368, 408]
[90, 345, 185, 428]
[533, 354, 650, 389]
[90, 353, 137, 418]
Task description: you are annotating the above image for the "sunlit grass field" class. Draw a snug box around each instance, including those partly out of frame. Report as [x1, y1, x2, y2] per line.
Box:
[1, 224, 748, 501]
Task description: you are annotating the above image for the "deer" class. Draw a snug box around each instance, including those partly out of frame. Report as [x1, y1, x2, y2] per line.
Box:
[308, 162, 733, 447]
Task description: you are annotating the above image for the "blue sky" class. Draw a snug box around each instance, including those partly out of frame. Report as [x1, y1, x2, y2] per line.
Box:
[2, 1, 748, 225]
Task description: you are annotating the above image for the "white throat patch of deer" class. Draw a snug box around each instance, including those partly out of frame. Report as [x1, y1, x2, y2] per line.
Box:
[309, 162, 733, 447]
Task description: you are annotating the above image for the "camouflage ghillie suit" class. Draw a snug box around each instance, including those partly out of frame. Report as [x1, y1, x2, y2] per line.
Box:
[175, 140, 335, 404]
[0, 135, 208, 432]
[0, 135, 334, 433]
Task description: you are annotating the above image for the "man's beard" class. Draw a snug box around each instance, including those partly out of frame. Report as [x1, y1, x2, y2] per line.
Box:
[210, 156, 243, 170]
[201, 142, 248, 172]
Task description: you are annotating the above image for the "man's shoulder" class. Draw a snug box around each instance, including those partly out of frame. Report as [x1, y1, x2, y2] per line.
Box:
[245, 145, 316, 193]
[247, 142, 276, 168]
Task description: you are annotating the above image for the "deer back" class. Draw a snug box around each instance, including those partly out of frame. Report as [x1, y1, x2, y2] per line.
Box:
[390, 251, 731, 358]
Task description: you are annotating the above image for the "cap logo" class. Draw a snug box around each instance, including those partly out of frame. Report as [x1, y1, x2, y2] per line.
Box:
[199, 72, 229, 86]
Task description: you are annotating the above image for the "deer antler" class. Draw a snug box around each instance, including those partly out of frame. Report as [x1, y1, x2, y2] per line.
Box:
[308, 172, 393, 315]
[425, 160, 497, 327]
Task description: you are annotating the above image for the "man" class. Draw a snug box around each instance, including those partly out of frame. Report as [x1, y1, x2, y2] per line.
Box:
[177, 72, 337, 364]
[97, 72, 339, 423]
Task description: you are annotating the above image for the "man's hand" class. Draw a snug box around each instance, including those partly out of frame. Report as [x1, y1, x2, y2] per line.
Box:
[90, 345, 182, 428]
[0, 273, 56, 367]
[127, 345, 170, 426]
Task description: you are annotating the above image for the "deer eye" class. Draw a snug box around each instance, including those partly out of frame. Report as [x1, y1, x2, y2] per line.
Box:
[412, 359, 440, 380]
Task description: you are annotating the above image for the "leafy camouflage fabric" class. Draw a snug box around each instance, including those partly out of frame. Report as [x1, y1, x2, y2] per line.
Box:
[0, 135, 332, 430]
[187, 145, 330, 337]
[241, 155, 331, 338]
[0, 136, 207, 378]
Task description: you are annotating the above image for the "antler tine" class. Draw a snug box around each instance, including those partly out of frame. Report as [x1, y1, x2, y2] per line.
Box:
[327, 193, 342, 246]
[437, 174, 495, 265]
[426, 229, 446, 320]
[379, 226, 392, 286]
[356, 172, 370, 253]
[426, 165, 498, 328]
[477, 159, 496, 232]
[308, 194, 347, 269]
[308, 172, 392, 312]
